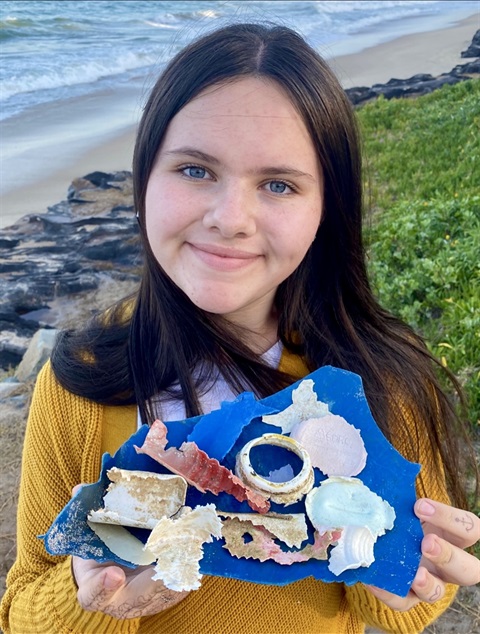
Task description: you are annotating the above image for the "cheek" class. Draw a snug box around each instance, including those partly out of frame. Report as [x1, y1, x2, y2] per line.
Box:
[280, 208, 321, 263]
[145, 181, 184, 243]
[147, 175, 201, 218]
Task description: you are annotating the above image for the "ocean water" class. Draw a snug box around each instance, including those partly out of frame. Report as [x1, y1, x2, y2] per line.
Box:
[1, 0, 478, 123]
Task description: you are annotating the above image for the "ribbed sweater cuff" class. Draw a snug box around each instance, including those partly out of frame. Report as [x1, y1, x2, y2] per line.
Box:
[348, 583, 457, 634]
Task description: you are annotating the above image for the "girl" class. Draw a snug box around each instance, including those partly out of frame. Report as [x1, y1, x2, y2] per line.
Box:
[1, 22, 479, 634]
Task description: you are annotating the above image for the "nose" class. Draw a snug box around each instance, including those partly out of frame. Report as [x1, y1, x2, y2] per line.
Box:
[203, 182, 257, 238]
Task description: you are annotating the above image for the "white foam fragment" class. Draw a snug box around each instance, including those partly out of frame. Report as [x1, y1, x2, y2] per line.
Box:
[145, 504, 223, 591]
[262, 380, 329, 433]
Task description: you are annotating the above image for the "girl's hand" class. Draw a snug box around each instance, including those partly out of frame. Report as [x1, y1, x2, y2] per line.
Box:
[70, 485, 189, 619]
[366, 498, 480, 611]
[72, 557, 189, 619]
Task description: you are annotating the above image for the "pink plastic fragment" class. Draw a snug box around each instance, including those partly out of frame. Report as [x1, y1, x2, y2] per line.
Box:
[291, 414, 367, 477]
[135, 420, 270, 514]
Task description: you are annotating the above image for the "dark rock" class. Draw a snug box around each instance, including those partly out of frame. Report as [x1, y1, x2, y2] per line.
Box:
[0, 171, 141, 369]
[450, 59, 480, 75]
[461, 29, 480, 58]
[54, 273, 100, 296]
[0, 237, 19, 249]
[345, 86, 376, 105]
[346, 60, 478, 106]
[346, 29, 480, 106]
[67, 171, 124, 201]
[84, 171, 125, 188]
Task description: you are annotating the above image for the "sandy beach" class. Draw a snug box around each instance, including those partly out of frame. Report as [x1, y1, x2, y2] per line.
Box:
[0, 11, 478, 229]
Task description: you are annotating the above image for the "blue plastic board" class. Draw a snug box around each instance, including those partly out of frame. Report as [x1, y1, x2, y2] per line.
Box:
[42, 366, 423, 596]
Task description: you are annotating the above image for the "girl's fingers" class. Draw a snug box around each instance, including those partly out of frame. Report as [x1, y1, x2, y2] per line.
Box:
[71, 484, 84, 497]
[422, 533, 480, 586]
[365, 585, 420, 612]
[76, 565, 125, 612]
[72, 558, 188, 618]
[415, 499, 480, 548]
[367, 566, 446, 611]
[409, 566, 446, 604]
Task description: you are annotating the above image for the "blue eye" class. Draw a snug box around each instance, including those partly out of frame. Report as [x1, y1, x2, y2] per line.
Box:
[269, 181, 288, 194]
[184, 166, 207, 179]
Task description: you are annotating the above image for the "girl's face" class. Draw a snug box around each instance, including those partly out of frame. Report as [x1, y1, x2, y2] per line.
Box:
[145, 77, 323, 346]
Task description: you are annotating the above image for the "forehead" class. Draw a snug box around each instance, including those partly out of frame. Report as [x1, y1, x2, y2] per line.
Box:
[160, 76, 316, 162]
[184, 77, 297, 117]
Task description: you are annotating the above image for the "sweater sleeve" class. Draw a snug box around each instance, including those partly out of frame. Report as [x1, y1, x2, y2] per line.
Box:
[343, 391, 457, 633]
[0, 362, 141, 634]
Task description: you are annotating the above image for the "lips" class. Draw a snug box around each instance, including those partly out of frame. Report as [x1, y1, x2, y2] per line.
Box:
[188, 242, 260, 271]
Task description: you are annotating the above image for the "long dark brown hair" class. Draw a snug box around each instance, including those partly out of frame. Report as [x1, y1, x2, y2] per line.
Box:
[52, 23, 476, 508]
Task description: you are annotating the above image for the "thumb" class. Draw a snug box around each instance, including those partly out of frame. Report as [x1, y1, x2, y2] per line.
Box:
[103, 567, 125, 590]
[75, 563, 125, 612]
[71, 483, 85, 497]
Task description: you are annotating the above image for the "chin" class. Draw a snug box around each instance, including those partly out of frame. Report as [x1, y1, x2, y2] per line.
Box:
[186, 294, 243, 318]
[194, 302, 240, 317]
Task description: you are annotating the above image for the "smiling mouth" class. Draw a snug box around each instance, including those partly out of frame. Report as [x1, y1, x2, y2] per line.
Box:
[188, 243, 260, 270]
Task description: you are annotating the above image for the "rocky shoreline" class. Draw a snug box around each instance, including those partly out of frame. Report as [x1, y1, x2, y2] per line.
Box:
[0, 171, 140, 374]
[1, 30, 479, 379]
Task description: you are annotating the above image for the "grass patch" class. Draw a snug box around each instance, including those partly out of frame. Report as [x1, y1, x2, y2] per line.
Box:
[359, 80, 480, 428]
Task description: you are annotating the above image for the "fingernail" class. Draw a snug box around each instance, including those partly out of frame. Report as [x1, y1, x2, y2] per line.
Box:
[424, 536, 441, 557]
[104, 574, 122, 590]
[415, 567, 428, 587]
[418, 500, 435, 516]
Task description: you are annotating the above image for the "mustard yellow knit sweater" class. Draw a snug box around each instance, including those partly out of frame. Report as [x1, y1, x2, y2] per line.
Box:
[1, 352, 456, 634]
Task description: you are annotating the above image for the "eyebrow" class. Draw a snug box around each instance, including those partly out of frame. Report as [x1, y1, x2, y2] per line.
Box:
[163, 147, 317, 182]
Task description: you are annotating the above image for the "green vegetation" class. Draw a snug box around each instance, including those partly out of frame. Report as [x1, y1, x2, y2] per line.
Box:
[358, 80, 480, 429]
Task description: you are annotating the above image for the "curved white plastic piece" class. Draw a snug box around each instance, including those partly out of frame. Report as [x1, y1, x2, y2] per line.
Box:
[235, 433, 314, 505]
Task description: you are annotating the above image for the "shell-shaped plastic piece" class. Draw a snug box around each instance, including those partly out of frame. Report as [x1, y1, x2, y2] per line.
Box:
[305, 477, 395, 542]
[290, 415, 367, 477]
[235, 433, 314, 505]
[327, 526, 376, 576]
[306, 477, 395, 576]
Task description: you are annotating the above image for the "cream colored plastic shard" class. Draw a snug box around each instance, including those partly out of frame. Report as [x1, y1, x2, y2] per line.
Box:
[146, 504, 223, 592]
[87, 521, 156, 566]
[88, 467, 187, 529]
[217, 511, 308, 548]
[235, 433, 314, 505]
[262, 379, 329, 433]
